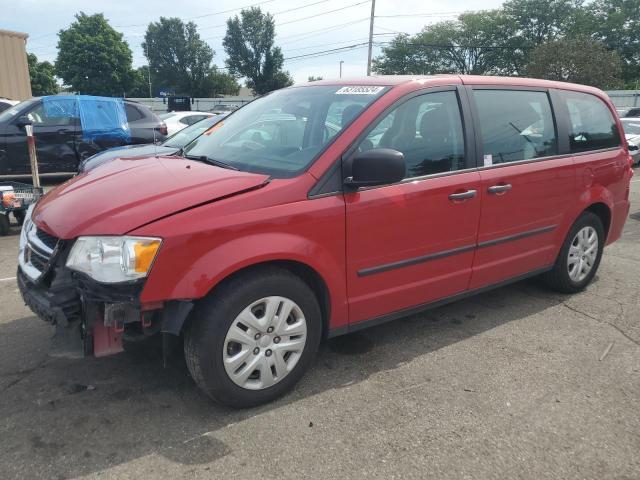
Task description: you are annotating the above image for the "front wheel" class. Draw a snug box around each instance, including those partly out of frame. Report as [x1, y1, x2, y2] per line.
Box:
[543, 211, 604, 293]
[184, 268, 322, 408]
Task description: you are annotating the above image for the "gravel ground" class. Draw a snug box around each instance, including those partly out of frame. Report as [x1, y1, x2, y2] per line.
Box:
[1, 179, 639, 480]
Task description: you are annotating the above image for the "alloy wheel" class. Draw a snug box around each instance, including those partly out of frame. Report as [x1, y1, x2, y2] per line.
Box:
[567, 226, 598, 282]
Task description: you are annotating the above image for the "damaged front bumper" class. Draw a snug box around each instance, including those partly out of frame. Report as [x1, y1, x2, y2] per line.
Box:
[17, 236, 193, 359]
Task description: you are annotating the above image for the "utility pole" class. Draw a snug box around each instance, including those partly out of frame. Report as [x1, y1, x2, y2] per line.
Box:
[366, 0, 376, 76]
[340, 60, 344, 78]
[144, 43, 153, 98]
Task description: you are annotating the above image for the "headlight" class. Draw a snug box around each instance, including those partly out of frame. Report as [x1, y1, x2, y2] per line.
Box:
[66, 236, 162, 283]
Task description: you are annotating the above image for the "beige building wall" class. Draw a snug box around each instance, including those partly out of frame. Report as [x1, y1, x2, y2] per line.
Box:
[0, 29, 32, 101]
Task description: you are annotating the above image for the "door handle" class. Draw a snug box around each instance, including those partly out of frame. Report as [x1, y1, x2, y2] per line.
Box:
[488, 183, 512, 194]
[448, 189, 477, 201]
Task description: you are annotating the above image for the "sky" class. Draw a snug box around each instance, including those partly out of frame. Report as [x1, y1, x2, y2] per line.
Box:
[1, 0, 505, 85]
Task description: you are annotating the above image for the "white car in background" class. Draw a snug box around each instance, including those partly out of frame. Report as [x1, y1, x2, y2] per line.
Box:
[159, 111, 216, 136]
[0, 97, 19, 113]
[621, 118, 640, 165]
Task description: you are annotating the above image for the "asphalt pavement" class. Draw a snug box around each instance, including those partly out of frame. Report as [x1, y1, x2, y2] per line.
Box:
[1, 179, 639, 479]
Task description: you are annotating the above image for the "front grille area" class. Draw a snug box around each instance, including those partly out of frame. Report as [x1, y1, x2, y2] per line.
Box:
[35, 228, 59, 250]
[20, 225, 59, 280]
[28, 247, 49, 272]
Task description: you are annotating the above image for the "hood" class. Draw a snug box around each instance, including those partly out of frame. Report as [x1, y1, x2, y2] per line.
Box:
[33, 155, 269, 238]
[80, 144, 177, 172]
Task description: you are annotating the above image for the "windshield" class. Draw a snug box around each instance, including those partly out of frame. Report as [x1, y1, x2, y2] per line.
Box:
[623, 120, 640, 136]
[0, 99, 36, 123]
[183, 85, 388, 177]
[163, 115, 224, 148]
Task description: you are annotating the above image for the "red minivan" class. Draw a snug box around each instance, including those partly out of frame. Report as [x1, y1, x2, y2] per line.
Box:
[18, 76, 632, 407]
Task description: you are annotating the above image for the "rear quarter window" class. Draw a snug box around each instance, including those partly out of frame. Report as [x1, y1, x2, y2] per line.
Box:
[125, 104, 145, 122]
[559, 90, 621, 153]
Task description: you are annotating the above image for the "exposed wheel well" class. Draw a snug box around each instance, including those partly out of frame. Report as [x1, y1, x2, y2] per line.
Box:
[585, 203, 611, 240]
[203, 260, 331, 337]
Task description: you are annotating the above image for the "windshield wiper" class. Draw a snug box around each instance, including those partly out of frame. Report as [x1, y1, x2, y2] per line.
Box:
[184, 154, 238, 170]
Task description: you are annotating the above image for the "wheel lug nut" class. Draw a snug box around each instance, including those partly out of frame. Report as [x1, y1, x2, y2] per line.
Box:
[265, 349, 272, 357]
[267, 326, 274, 333]
[254, 333, 261, 340]
[273, 336, 280, 344]
[253, 347, 260, 355]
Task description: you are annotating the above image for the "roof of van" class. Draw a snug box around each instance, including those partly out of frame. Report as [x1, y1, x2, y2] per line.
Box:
[301, 75, 604, 95]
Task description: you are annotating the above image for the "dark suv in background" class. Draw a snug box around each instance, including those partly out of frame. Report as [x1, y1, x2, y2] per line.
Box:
[0, 96, 166, 176]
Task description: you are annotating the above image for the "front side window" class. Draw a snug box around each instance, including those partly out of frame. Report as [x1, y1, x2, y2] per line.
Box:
[560, 90, 621, 153]
[473, 90, 558, 164]
[184, 85, 387, 177]
[354, 90, 466, 177]
[28, 101, 76, 127]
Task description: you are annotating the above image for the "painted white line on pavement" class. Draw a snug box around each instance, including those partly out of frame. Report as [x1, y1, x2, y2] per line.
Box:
[0, 277, 16, 282]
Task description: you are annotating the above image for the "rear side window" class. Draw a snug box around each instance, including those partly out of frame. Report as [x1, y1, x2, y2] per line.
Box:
[125, 104, 144, 122]
[559, 91, 621, 153]
[473, 90, 558, 164]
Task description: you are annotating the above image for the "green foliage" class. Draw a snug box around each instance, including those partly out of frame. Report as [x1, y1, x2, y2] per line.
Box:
[526, 37, 623, 88]
[55, 12, 134, 95]
[373, 0, 640, 85]
[589, 0, 640, 82]
[374, 11, 517, 75]
[223, 7, 294, 95]
[128, 66, 152, 98]
[27, 53, 58, 96]
[308, 76, 323, 82]
[143, 17, 239, 97]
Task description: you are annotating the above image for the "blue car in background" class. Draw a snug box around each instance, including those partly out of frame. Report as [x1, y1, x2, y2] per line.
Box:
[78, 114, 228, 172]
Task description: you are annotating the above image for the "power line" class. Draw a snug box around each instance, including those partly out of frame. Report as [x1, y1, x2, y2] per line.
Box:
[375, 12, 463, 18]
[276, 0, 370, 27]
[115, 0, 276, 28]
[277, 17, 370, 43]
[284, 43, 370, 62]
[283, 34, 394, 53]
[198, 0, 332, 31]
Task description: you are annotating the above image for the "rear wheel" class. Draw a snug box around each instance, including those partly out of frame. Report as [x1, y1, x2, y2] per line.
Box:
[184, 267, 322, 408]
[543, 212, 604, 293]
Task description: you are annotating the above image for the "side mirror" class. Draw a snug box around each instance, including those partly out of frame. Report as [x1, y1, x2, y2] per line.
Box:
[15, 115, 32, 128]
[345, 148, 405, 188]
[628, 142, 639, 152]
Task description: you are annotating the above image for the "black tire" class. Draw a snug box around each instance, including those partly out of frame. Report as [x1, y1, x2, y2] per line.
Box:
[0, 213, 10, 236]
[184, 267, 322, 408]
[543, 211, 604, 293]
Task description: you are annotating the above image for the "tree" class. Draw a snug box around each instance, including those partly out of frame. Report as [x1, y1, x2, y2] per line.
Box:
[308, 76, 323, 82]
[588, 0, 640, 84]
[128, 66, 152, 98]
[202, 68, 241, 96]
[55, 12, 134, 95]
[143, 17, 236, 97]
[373, 11, 515, 76]
[223, 7, 294, 95]
[526, 37, 622, 88]
[27, 53, 58, 96]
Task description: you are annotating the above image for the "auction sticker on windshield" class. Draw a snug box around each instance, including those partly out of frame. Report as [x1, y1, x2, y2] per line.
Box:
[335, 86, 385, 95]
